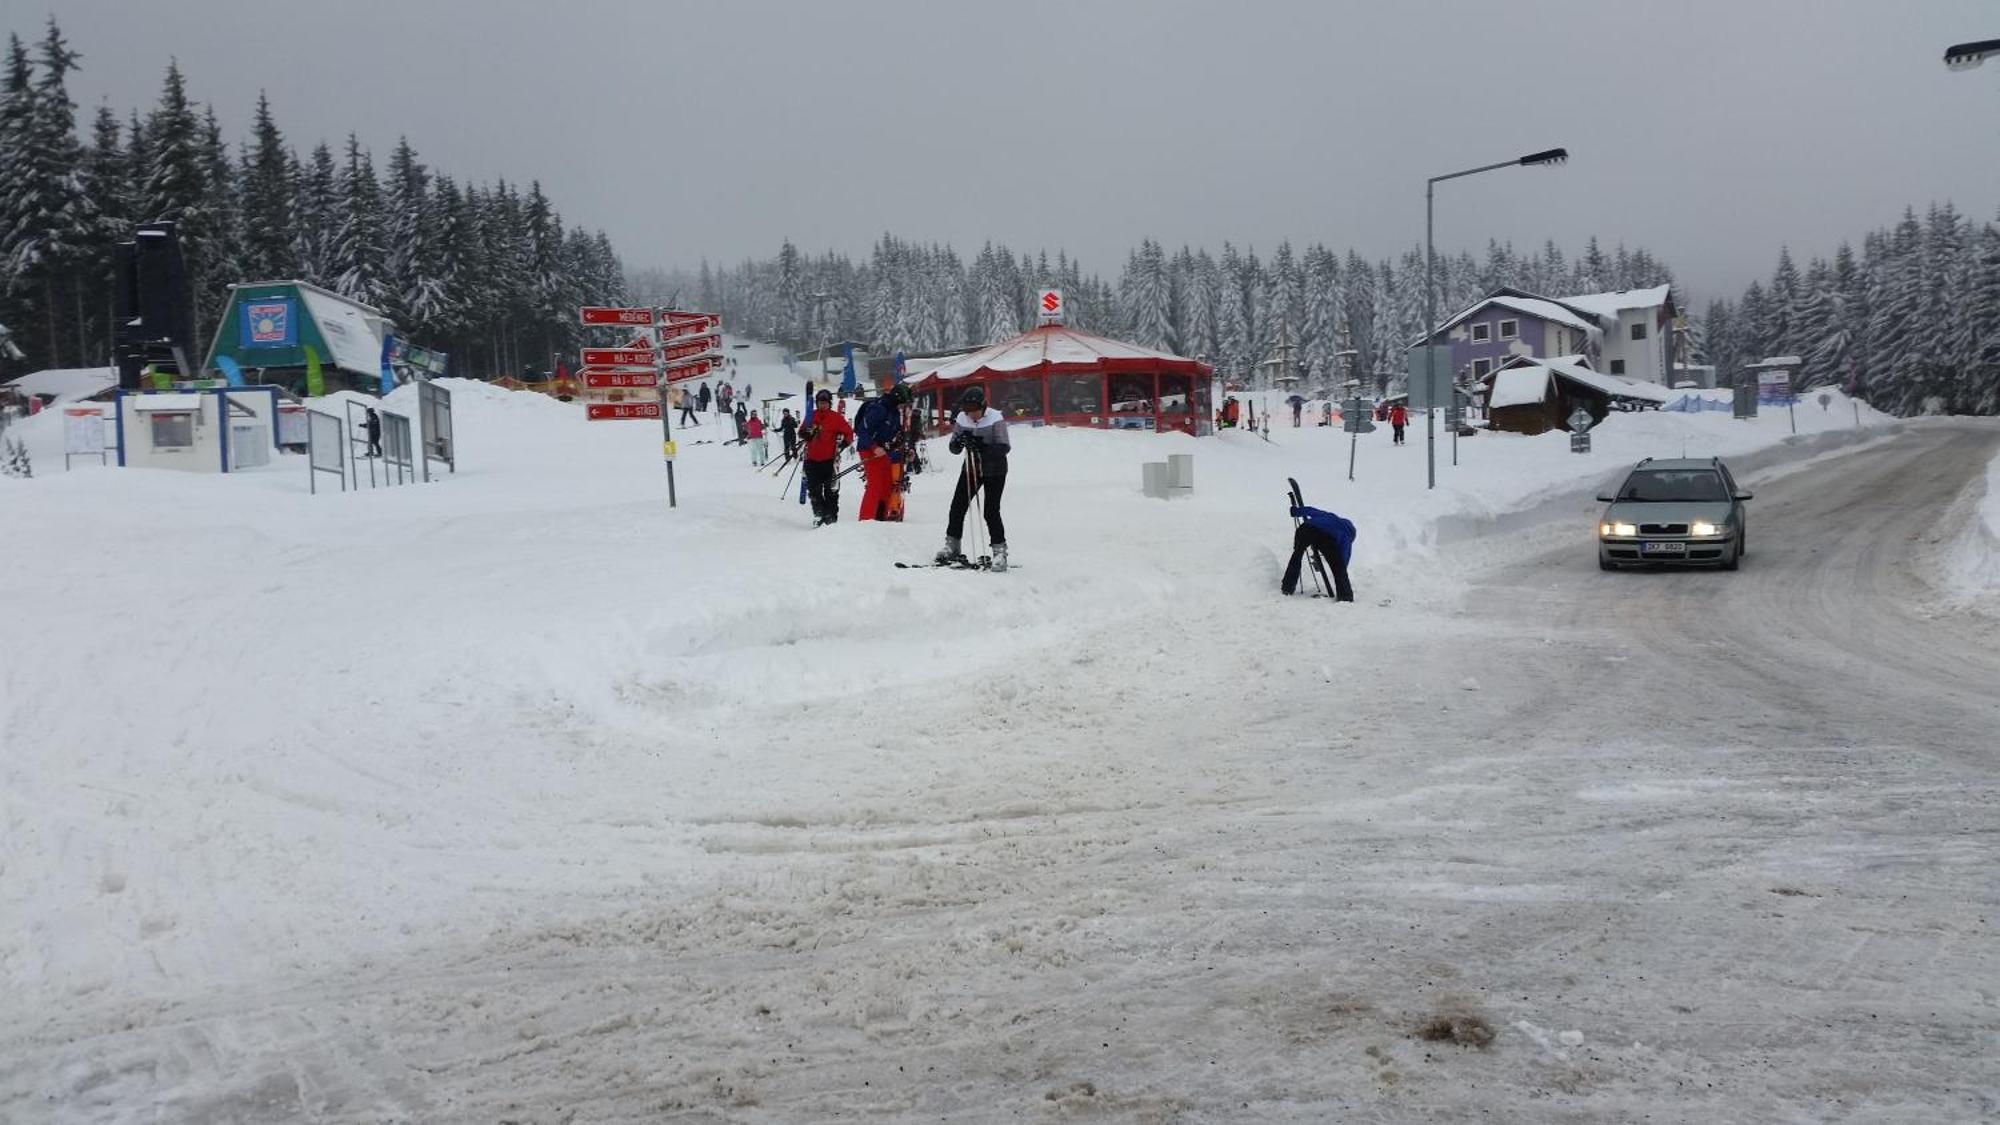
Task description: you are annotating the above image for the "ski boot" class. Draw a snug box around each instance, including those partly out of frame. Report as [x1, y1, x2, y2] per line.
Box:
[990, 543, 1008, 573]
[934, 536, 962, 566]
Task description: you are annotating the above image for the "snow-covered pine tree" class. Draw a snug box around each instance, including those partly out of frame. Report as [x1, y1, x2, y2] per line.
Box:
[0, 34, 38, 362]
[1919, 202, 1966, 411]
[2, 19, 99, 369]
[330, 134, 390, 309]
[1267, 241, 1300, 373]
[1341, 251, 1379, 390]
[1792, 257, 1841, 389]
[239, 92, 295, 280]
[1702, 299, 1734, 384]
[382, 138, 440, 332]
[1958, 214, 2000, 415]
[1128, 238, 1170, 349]
[1182, 249, 1217, 363]
[1215, 243, 1249, 382]
[1765, 246, 1801, 364]
[1299, 245, 1341, 386]
[775, 238, 803, 346]
[1863, 209, 1924, 412]
[292, 143, 337, 288]
[1573, 236, 1608, 294]
[193, 106, 243, 353]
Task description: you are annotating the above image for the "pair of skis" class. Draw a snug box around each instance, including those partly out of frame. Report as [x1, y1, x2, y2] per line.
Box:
[1288, 477, 1337, 599]
[895, 555, 1015, 572]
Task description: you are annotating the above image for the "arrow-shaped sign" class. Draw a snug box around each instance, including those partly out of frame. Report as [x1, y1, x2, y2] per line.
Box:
[657, 315, 720, 340]
[587, 402, 661, 420]
[661, 334, 721, 363]
[580, 367, 660, 388]
[581, 347, 656, 368]
[662, 356, 718, 383]
[661, 309, 717, 324]
[579, 306, 656, 327]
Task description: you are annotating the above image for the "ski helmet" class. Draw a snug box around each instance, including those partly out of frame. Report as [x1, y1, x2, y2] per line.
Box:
[815, 388, 833, 403]
[890, 384, 912, 404]
[958, 386, 987, 412]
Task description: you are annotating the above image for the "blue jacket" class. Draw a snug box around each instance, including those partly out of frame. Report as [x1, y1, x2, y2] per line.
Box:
[854, 396, 902, 454]
[1291, 505, 1356, 566]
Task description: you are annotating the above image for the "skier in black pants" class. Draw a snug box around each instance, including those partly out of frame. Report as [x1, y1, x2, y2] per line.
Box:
[935, 386, 1011, 571]
[1283, 504, 1356, 601]
[362, 407, 382, 457]
[778, 408, 799, 460]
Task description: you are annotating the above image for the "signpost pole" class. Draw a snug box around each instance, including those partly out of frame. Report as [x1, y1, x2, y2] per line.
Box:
[656, 317, 677, 508]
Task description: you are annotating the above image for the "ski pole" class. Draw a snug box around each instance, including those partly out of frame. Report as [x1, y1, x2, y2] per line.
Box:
[779, 454, 802, 499]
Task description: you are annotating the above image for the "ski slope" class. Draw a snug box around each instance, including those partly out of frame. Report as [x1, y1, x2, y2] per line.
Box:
[9, 346, 1992, 1121]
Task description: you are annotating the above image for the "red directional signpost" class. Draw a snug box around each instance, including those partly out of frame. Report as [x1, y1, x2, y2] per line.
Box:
[576, 304, 722, 509]
[581, 347, 658, 369]
[586, 402, 661, 420]
[657, 316, 719, 341]
[660, 334, 721, 363]
[581, 368, 659, 389]
[662, 356, 718, 383]
[581, 306, 657, 327]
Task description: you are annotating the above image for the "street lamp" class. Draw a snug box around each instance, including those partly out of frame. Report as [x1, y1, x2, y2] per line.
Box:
[1424, 146, 1568, 489]
[1945, 38, 2000, 70]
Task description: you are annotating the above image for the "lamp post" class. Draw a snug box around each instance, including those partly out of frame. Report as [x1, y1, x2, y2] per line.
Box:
[1425, 147, 1568, 489]
[1945, 38, 2000, 69]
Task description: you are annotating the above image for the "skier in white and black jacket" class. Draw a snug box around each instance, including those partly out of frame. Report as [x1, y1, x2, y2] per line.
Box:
[935, 386, 1011, 570]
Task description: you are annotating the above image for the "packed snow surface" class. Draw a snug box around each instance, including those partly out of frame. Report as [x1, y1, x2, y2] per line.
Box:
[5, 345, 1993, 1122]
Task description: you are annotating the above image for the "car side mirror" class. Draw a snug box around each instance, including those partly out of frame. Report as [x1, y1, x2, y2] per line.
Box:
[1733, 490, 1753, 501]
[1596, 491, 1616, 502]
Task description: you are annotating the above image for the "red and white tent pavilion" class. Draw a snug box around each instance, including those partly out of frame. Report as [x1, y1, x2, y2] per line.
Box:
[908, 322, 1214, 435]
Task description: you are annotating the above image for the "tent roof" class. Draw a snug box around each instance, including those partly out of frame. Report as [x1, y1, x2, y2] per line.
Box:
[912, 324, 1211, 384]
[4, 366, 117, 402]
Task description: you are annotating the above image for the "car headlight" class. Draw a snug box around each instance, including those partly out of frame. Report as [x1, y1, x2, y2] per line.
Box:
[1690, 520, 1723, 537]
[1600, 521, 1637, 537]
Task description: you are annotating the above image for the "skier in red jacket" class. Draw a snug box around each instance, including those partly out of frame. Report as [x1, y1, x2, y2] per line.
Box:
[800, 388, 854, 525]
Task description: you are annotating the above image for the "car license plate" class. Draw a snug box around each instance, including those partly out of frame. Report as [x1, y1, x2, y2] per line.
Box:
[1640, 541, 1687, 554]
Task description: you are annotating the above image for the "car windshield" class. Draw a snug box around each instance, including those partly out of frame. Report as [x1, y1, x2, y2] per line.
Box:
[1618, 469, 1728, 502]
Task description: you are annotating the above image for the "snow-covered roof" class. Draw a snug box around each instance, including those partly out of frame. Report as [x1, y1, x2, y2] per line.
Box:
[1488, 354, 1669, 406]
[4, 366, 117, 403]
[1555, 285, 1673, 321]
[296, 284, 390, 377]
[1489, 364, 1553, 409]
[914, 324, 1209, 383]
[1422, 289, 1602, 345]
[129, 392, 205, 411]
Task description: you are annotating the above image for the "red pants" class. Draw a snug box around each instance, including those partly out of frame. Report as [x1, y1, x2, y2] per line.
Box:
[858, 448, 895, 521]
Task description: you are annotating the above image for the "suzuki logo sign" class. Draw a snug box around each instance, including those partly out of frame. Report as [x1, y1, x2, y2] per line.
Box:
[1036, 288, 1064, 325]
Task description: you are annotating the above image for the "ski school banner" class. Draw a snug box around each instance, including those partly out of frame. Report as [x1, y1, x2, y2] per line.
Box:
[239, 297, 296, 349]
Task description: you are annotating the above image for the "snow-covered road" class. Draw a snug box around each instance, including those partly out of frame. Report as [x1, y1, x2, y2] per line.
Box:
[9, 419, 1994, 1122]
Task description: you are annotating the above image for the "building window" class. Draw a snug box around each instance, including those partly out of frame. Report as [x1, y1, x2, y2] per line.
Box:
[1609, 360, 1626, 375]
[1471, 358, 1493, 379]
[1469, 322, 1491, 343]
[150, 412, 194, 449]
[1498, 318, 1519, 341]
[1048, 373, 1103, 416]
[1630, 321, 1647, 341]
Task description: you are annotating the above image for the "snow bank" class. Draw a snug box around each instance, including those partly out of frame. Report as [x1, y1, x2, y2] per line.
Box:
[1943, 440, 2000, 603]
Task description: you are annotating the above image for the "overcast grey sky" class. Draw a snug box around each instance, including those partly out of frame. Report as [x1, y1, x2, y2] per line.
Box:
[7, 0, 1998, 303]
